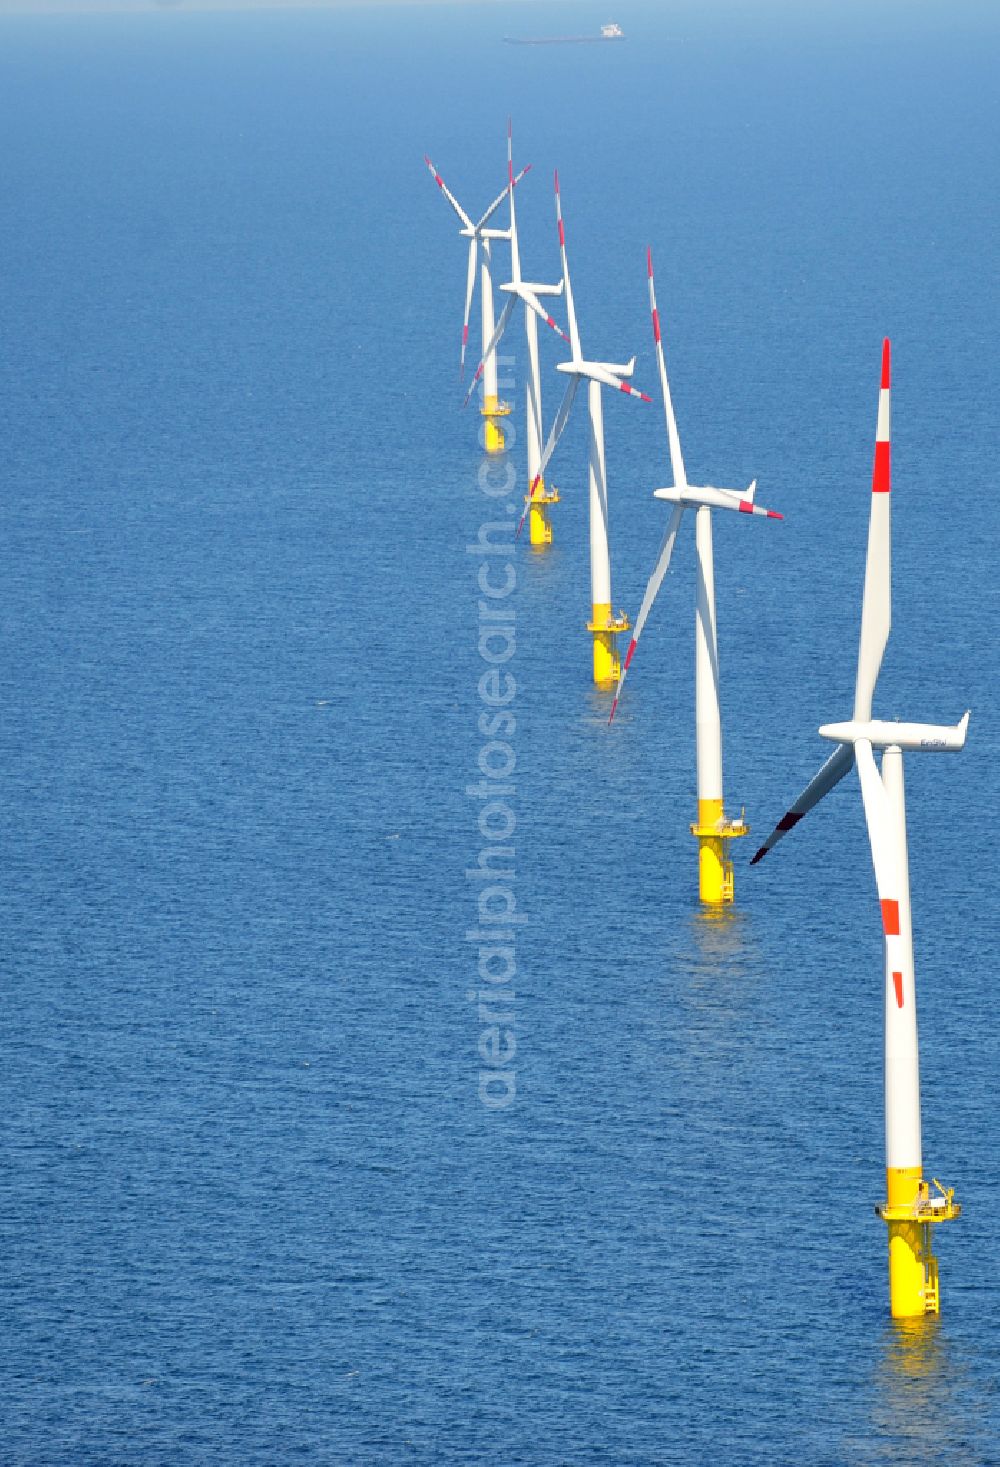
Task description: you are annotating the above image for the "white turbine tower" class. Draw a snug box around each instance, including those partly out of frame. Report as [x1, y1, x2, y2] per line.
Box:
[752, 339, 968, 1318]
[464, 121, 569, 546]
[609, 249, 783, 905]
[423, 147, 529, 454]
[516, 171, 651, 684]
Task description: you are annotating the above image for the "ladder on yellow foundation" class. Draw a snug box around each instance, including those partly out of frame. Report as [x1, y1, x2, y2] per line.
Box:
[923, 1252, 940, 1314]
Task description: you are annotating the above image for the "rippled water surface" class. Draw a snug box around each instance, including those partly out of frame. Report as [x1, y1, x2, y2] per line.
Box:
[1, 3, 998, 1463]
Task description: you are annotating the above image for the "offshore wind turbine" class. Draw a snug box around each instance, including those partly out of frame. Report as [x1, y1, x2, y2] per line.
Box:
[752, 340, 968, 1318]
[464, 121, 569, 546]
[609, 249, 783, 905]
[516, 171, 651, 684]
[423, 147, 529, 454]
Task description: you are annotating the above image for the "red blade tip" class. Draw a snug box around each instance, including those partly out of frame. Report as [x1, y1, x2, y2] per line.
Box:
[647, 246, 653, 278]
[881, 338, 891, 389]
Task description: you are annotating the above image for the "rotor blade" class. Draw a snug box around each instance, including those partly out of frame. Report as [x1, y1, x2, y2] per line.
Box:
[647, 247, 687, 488]
[506, 119, 521, 284]
[592, 365, 651, 403]
[735, 495, 782, 519]
[477, 164, 530, 231]
[750, 741, 855, 864]
[855, 739, 907, 972]
[718, 484, 783, 518]
[854, 338, 892, 719]
[515, 375, 579, 538]
[423, 155, 473, 230]
[463, 296, 516, 408]
[523, 291, 570, 343]
[459, 236, 477, 378]
[554, 171, 581, 358]
[609, 504, 685, 722]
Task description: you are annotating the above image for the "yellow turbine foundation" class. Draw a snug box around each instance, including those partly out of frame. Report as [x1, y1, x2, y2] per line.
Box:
[878, 1171, 960, 1318]
[587, 603, 630, 685]
[690, 798, 748, 905]
[481, 394, 511, 456]
[526, 481, 559, 547]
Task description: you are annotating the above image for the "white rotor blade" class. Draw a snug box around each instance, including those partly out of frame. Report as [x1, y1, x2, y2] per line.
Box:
[423, 155, 473, 230]
[585, 362, 652, 401]
[515, 374, 579, 538]
[855, 739, 907, 969]
[477, 164, 530, 231]
[523, 290, 569, 342]
[554, 171, 581, 358]
[668, 484, 782, 518]
[463, 296, 516, 408]
[647, 247, 687, 489]
[750, 741, 855, 864]
[609, 504, 684, 722]
[854, 338, 892, 719]
[507, 120, 521, 284]
[459, 236, 477, 377]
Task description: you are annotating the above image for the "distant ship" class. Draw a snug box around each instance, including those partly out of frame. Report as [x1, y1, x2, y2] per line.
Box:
[504, 22, 625, 45]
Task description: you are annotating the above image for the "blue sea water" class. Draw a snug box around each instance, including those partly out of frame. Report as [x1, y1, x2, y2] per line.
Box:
[1, 2, 998, 1462]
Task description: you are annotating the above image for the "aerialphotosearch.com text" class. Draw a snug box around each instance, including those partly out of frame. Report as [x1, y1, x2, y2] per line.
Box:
[466, 353, 521, 1110]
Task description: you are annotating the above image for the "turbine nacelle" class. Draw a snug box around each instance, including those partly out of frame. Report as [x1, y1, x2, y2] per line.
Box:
[818, 714, 970, 752]
[460, 226, 512, 242]
[512, 279, 564, 299]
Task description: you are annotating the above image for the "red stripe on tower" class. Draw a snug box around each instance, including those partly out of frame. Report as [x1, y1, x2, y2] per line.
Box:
[892, 971, 905, 1008]
[881, 899, 900, 936]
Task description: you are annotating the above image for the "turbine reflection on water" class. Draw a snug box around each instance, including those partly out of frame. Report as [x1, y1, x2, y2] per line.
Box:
[869, 1318, 977, 1466]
